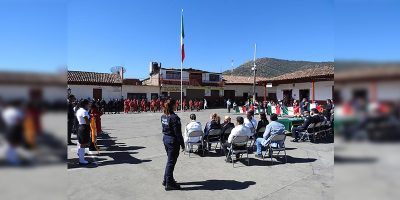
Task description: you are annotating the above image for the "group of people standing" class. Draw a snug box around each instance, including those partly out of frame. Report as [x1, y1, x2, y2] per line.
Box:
[123, 98, 157, 113]
[68, 95, 103, 165]
[124, 98, 208, 114]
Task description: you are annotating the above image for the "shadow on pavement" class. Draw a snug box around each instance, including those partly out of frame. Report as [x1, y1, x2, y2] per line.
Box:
[180, 180, 256, 191]
[334, 155, 377, 164]
[242, 155, 317, 166]
[68, 132, 151, 169]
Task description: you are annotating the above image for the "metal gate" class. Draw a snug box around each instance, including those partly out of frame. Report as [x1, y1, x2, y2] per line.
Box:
[186, 89, 205, 100]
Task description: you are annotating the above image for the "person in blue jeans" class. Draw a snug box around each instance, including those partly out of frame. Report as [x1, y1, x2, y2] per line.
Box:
[255, 114, 286, 158]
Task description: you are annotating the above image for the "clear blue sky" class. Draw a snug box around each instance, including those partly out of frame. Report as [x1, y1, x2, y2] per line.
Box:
[0, 0, 397, 79]
[335, 0, 400, 61]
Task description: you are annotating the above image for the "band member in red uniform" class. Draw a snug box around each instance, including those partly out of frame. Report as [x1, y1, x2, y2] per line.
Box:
[141, 99, 146, 112]
[194, 100, 199, 111]
[89, 103, 102, 151]
[160, 99, 165, 112]
[150, 99, 155, 112]
[156, 98, 161, 112]
[124, 99, 130, 113]
[129, 99, 134, 113]
[175, 100, 180, 111]
[189, 100, 193, 111]
[182, 99, 187, 111]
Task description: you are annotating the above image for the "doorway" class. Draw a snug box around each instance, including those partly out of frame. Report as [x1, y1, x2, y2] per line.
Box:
[93, 88, 102, 100]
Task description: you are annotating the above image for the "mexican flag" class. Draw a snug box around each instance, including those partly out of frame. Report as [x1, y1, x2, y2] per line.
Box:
[271, 106, 276, 114]
[282, 106, 288, 115]
[267, 105, 272, 115]
[181, 10, 185, 63]
[235, 106, 240, 113]
[240, 106, 246, 113]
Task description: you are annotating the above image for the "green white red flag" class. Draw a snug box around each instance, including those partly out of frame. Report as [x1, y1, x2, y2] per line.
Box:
[181, 10, 185, 63]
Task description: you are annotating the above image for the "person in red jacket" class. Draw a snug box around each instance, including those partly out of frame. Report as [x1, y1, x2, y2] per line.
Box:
[275, 103, 281, 115]
[189, 100, 193, 111]
[141, 99, 146, 112]
[194, 100, 199, 111]
[175, 100, 180, 111]
[150, 99, 156, 112]
[124, 99, 130, 113]
[89, 103, 102, 151]
[130, 99, 135, 113]
[156, 98, 161, 112]
[293, 100, 300, 116]
[160, 99, 165, 112]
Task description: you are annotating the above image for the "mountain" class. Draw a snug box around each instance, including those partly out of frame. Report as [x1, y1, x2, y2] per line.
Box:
[223, 58, 333, 78]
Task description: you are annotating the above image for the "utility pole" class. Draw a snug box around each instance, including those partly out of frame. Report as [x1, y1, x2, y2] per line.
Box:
[231, 59, 234, 74]
[252, 43, 257, 104]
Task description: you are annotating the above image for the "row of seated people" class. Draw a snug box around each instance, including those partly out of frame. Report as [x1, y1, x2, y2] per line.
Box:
[184, 110, 262, 149]
[183, 112, 287, 162]
[291, 108, 333, 142]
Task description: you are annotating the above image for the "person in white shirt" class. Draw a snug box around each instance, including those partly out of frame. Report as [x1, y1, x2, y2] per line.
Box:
[222, 116, 252, 162]
[244, 110, 257, 136]
[184, 114, 202, 151]
[226, 99, 232, 113]
[2, 100, 24, 165]
[76, 99, 91, 165]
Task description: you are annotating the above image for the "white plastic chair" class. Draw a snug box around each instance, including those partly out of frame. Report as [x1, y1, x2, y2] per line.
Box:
[263, 134, 287, 164]
[185, 131, 204, 157]
[227, 136, 249, 167]
[206, 129, 222, 152]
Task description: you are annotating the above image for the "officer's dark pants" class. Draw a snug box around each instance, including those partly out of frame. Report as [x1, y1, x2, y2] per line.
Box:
[163, 135, 180, 184]
[292, 126, 305, 139]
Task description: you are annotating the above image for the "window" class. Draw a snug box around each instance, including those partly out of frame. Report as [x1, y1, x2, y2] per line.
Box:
[127, 93, 147, 100]
[211, 90, 220, 97]
[165, 71, 181, 80]
[151, 93, 158, 100]
[209, 74, 220, 82]
[299, 89, 310, 101]
[243, 92, 248, 99]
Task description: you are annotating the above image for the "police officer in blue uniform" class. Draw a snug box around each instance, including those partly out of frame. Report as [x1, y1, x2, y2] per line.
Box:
[161, 99, 185, 191]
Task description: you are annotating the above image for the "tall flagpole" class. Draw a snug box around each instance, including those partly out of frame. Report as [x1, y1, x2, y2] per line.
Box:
[180, 60, 183, 112]
[252, 43, 257, 104]
[180, 9, 184, 112]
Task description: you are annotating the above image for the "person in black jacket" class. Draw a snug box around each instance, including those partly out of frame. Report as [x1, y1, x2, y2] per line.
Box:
[220, 116, 235, 143]
[67, 95, 76, 145]
[255, 112, 269, 138]
[161, 99, 185, 191]
[291, 110, 317, 142]
[203, 113, 222, 136]
[324, 99, 333, 121]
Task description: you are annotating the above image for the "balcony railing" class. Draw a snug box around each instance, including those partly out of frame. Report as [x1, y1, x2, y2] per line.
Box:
[161, 79, 223, 87]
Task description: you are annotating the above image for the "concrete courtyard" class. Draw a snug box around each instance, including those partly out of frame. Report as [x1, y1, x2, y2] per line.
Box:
[67, 109, 333, 200]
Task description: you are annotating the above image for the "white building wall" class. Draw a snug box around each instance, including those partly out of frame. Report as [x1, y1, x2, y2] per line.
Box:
[315, 81, 334, 100]
[161, 69, 189, 80]
[276, 81, 333, 101]
[377, 81, 400, 101]
[68, 85, 122, 100]
[336, 81, 400, 101]
[122, 85, 160, 100]
[0, 85, 66, 102]
[224, 85, 274, 97]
